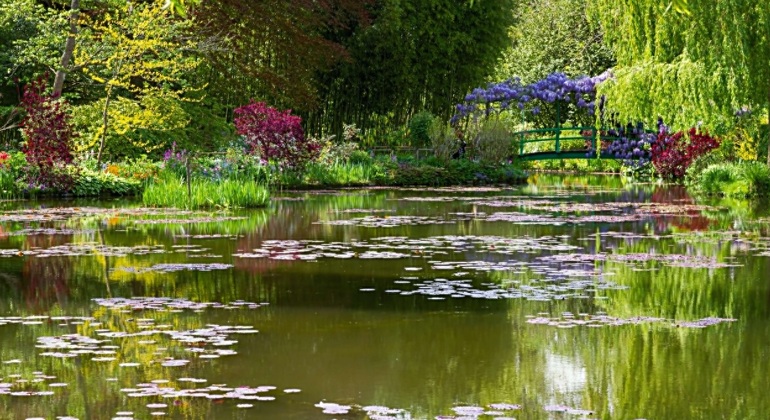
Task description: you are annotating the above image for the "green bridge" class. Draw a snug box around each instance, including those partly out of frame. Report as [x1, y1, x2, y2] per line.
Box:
[515, 126, 622, 161]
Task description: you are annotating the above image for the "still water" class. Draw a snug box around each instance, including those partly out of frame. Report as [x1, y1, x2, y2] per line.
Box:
[1, 175, 769, 419]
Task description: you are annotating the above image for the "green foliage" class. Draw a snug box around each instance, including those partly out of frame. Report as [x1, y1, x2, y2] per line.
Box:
[71, 95, 189, 159]
[588, 0, 770, 135]
[143, 171, 269, 209]
[684, 137, 736, 185]
[0, 0, 64, 102]
[429, 123, 460, 163]
[307, 0, 516, 137]
[72, 168, 141, 196]
[738, 161, 770, 195]
[496, 0, 614, 83]
[689, 161, 770, 197]
[408, 111, 438, 147]
[523, 158, 622, 173]
[278, 161, 383, 188]
[468, 120, 512, 164]
[376, 157, 526, 186]
[109, 157, 161, 182]
[74, 0, 202, 161]
[729, 111, 764, 161]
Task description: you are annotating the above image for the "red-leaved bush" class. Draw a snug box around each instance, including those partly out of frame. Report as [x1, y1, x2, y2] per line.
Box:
[20, 78, 74, 167]
[234, 101, 320, 169]
[651, 126, 720, 179]
[19, 77, 76, 192]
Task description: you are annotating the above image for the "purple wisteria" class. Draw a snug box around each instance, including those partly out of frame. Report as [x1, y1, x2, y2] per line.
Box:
[451, 71, 612, 124]
[588, 122, 655, 168]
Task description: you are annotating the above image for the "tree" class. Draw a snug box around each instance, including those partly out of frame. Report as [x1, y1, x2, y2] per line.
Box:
[307, 0, 516, 138]
[496, 0, 614, 83]
[0, 0, 63, 105]
[52, 0, 79, 97]
[588, 1, 770, 162]
[192, 0, 372, 114]
[73, 0, 201, 164]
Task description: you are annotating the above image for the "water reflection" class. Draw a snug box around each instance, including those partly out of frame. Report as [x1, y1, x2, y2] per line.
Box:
[1, 176, 770, 418]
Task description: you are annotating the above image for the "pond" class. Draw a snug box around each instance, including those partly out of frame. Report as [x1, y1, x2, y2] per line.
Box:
[1, 174, 770, 419]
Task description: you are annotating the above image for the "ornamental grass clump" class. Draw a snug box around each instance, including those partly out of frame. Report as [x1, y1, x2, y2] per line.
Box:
[143, 171, 269, 209]
[689, 161, 770, 197]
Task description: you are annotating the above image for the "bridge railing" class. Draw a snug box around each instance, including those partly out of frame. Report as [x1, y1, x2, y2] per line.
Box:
[515, 126, 598, 156]
[514, 126, 635, 160]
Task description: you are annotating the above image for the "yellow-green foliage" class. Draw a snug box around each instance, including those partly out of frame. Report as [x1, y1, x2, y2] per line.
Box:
[588, 1, 770, 134]
[72, 95, 188, 156]
[73, 0, 202, 158]
[734, 127, 759, 161]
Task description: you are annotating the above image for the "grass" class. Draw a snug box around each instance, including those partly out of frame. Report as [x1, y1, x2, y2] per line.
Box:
[143, 172, 269, 209]
[690, 161, 770, 197]
[0, 169, 20, 200]
[276, 161, 382, 188]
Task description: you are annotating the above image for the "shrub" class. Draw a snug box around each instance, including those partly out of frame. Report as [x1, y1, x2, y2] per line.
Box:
[234, 101, 320, 169]
[21, 163, 75, 196]
[684, 138, 736, 186]
[73, 168, 142, 196]
[469, 120, 511, 164]
[408, 111, 437, 147]
[730, 107, 761, 161]
[651, 124, 720, 179]
[690, 161, 770, 197]
[376, 158, 526, 187]
[19, 77, 76, 190]
[342, 123, 360, 142]
[317, 140, 364, 165]
[429, 122, 459, 163]
[348, 150, 372, 165]
[112, 156, 160, 181]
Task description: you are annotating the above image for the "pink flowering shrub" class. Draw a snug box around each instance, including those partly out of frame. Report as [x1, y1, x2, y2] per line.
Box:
[234, 101, 320, 169]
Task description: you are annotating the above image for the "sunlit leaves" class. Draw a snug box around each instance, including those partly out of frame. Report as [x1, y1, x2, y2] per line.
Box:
[161, 0, 201, 17]
[588, 0, 770, 136]
[72, 0, 202, 159]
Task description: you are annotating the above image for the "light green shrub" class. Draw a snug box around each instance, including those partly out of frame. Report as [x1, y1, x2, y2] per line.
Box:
[429, 122, 458, 163]
[470, 120, 512, 164]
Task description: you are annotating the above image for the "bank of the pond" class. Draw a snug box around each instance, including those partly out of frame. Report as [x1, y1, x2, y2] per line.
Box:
[686, 160, 770, 198]
[0, 151, 528, 207]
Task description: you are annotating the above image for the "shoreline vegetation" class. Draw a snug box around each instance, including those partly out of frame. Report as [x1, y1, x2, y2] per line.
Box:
[1, 0, 768, 206]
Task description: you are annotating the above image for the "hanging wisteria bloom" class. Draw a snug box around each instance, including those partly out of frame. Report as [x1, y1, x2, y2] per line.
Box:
[451, 71, 612, 124]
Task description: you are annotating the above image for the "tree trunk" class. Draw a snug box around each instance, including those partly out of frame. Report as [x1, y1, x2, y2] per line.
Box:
[52, 0, 80, 98]
[96, 92, 112, 166]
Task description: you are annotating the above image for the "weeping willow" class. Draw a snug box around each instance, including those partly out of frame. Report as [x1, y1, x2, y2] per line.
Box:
[588, 1, 770, 138]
